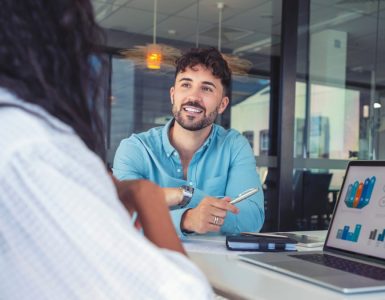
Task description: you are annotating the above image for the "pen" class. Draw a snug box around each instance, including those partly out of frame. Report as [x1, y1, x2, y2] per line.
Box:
[230, 187, 259, 205]
[241, 232, 288, 238]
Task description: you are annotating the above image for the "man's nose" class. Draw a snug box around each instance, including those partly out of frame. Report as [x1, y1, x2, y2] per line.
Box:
[187, 88, 203, 101]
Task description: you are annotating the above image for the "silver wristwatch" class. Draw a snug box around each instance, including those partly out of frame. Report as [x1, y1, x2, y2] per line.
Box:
[178, 185, 194, 208]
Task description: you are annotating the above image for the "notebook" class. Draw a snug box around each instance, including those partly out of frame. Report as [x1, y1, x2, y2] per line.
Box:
[239, 160, 385, 294]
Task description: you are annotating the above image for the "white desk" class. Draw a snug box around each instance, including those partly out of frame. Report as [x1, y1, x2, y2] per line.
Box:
[183, 232, 385, 300]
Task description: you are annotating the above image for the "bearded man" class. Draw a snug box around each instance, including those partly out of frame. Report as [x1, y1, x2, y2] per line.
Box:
[113, 48, 264, 236]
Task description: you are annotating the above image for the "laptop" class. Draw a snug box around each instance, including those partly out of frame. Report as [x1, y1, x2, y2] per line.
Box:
[239, 160, 385, 294]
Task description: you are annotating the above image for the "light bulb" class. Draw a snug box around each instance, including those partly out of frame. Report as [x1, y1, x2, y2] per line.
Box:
[146, 44, 162, 69]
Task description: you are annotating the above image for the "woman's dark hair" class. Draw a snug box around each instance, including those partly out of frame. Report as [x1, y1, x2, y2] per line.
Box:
[175, 47, 232, 97]
[0, 0, 106, 158]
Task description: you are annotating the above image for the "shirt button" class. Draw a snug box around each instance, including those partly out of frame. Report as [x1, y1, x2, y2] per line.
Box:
[189, 182, 193, 185]
[177, 169, 181, 172]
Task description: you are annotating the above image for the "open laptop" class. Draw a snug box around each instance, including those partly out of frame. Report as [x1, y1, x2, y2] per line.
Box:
[239, 160, 385, 294]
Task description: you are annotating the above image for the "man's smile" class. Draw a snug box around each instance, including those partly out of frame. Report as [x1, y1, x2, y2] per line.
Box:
[183, 105, 204, 114]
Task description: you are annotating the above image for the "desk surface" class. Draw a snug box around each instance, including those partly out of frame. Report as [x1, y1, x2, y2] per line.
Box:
[184, 231, 385, 300]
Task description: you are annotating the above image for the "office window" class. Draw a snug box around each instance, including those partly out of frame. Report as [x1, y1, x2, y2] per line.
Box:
[293, 0, 385, 230]
[107, 58, 135, 164]
[95, 0, 282, 168]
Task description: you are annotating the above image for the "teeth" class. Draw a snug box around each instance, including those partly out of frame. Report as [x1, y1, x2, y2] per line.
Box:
[184, 107, 202, 113]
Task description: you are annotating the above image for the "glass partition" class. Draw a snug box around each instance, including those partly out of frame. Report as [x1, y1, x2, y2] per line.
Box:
[293, 0, 385, 230]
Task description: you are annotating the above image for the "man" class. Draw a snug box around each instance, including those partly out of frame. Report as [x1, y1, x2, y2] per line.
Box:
[113, 48, 264, 236]
[0, 1, 212, 299]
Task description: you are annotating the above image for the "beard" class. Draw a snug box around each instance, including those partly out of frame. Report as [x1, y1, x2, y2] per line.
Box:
[172, 101, 219, 131]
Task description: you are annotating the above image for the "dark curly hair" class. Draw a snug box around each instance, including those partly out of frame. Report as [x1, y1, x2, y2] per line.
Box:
[0, 0, 106, 158]
[175, 47, 232, 97]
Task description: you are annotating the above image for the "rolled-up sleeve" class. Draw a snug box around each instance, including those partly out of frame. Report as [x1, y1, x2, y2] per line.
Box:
[113, 138, 147, 180]
[220, 137, 265, 234]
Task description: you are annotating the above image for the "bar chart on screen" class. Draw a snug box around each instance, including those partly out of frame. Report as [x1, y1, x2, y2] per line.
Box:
[368, 228, 385, 247]
[336, 224, 362, 242]
[344, 176, 376, 209]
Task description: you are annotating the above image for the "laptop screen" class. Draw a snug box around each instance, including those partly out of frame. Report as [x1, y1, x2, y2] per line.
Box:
[326, 163, 385, 260]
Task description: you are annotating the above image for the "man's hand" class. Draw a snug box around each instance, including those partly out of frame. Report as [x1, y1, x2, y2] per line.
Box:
[181, 197, 239, 234]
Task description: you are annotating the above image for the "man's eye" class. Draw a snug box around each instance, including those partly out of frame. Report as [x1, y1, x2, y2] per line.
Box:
[202, 86, 213, 92]
[181, 82, 190, 88]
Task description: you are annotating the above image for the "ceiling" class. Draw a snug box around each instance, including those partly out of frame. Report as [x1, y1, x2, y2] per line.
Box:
[91, 0, 385, 83]
[92, 0, 278, 52]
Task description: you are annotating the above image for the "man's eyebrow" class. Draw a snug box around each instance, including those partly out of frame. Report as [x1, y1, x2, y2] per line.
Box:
[178, 78, 217, 89]
[202, 81, 216, 88]
[178, 77, 192, 82]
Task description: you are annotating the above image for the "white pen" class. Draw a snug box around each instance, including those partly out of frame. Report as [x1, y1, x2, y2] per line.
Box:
[230, 187, 259, 204]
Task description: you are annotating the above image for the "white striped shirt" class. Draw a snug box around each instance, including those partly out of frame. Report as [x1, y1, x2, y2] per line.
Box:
[0, 88, 213, 300]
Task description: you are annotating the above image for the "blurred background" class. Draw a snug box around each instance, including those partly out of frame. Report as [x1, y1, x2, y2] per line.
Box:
[91, 0, 385, 231]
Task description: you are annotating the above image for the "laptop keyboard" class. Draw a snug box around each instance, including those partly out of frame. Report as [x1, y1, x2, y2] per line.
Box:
[290, 253, 385, 280]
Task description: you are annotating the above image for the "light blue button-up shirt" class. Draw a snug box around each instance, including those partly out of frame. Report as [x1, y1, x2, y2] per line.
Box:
[113, 119, 264, 236]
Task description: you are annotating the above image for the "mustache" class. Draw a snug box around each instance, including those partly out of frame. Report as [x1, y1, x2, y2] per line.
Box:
[181, 101, 205, 111]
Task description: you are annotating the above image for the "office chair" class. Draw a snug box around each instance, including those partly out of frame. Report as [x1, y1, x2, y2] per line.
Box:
[294, 170, 332, 230]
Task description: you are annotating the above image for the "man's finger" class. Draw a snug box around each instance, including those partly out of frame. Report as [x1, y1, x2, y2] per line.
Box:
[208, 206, 227, 218]
[208, 197, 239, 214]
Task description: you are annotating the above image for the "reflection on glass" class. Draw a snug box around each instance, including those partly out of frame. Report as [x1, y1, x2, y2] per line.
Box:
[231, 78, 270, 156]
[296, 83, 360, 159]
[295, 0, 385, 163]
[107, 58, 135, 165]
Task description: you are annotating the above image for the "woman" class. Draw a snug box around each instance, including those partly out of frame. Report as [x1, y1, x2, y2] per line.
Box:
[0, 1, 212, 299]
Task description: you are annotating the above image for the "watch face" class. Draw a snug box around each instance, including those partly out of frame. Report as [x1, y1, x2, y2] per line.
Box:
[182, 185, 194, 197]
[179, 185, 194, 208]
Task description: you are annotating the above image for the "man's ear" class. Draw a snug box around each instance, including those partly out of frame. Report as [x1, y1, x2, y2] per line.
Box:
[170, 87, 175, 104]
[218, 96, 229, 114]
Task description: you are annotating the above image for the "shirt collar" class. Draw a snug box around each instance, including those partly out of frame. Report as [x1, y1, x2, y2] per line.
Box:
[162, 118, 176, 157]
[161, 118, 217, 157]
[0, 87, 73, 134]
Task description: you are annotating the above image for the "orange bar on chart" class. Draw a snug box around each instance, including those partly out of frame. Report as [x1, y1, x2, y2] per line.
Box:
[353, 182, 364, 208]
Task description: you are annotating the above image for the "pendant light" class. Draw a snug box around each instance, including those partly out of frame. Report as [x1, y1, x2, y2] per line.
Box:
[121, 0, 181, 71]
[146, 0, 162, 69]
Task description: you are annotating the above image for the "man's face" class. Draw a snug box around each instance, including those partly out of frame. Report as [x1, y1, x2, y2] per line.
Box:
[170, 64, 229, 131]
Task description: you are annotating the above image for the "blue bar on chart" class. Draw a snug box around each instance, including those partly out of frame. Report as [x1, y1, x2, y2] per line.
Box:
[347, 181, 359, 207]
[336, 224, 362, 242]
[379, 230, 385, 242]
[344, 183, 353, 207]
[369, 228, 385, 242]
